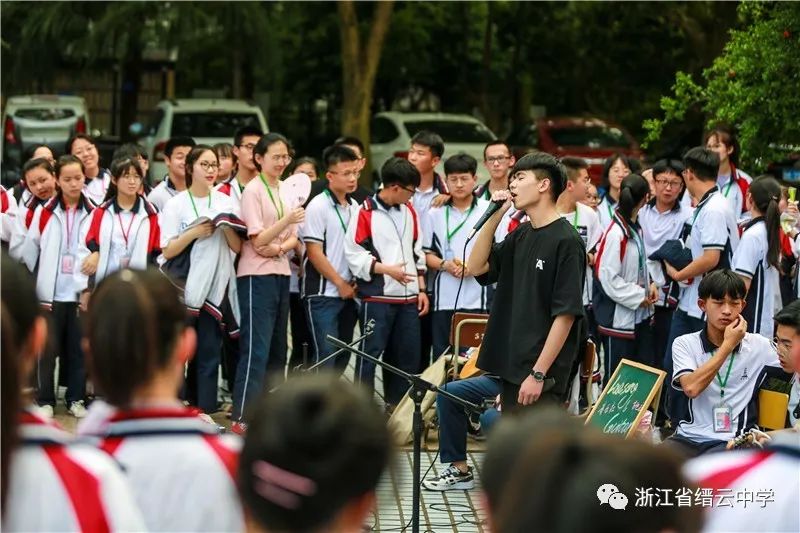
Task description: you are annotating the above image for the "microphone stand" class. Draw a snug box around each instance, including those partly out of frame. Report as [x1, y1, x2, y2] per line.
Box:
[326, 334, 482, 533]
[303, 319, 376, 373]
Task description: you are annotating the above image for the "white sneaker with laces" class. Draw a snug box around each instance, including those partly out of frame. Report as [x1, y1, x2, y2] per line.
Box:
[422, 464, 475, 491]
[68, 401, 88, 419]
[38, 404, 55, 418]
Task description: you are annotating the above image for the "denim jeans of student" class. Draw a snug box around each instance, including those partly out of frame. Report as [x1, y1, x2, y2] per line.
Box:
[306, 296, 358, 373]
[357, 301, 421, 406]
[437, 375, 502, 463]
[233, 274, 289, 422]
[664, 309, 706, 426]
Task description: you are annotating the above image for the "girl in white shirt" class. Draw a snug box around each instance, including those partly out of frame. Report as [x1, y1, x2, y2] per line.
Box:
[67, 134, 111, 206]
[597, 154, 632, 230]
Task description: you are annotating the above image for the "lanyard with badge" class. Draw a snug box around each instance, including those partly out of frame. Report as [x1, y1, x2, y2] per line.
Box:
[61, 206, 78, 274]
[325, 190, 349, 233]
[188, 190, 211, 219]
[260, 174, 284, 219]
[629, 225, 647, 286]
[117, 208, 136, 268]
[712, 350, 736, 433]
[444, 204, 474, 261]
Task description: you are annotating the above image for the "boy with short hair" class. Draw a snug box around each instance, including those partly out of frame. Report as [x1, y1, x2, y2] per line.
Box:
[302, 145, 360, 372]
[773, 300, 800, 427]
[146, 136, 196, 211]
[216, 126, 263, 208]
[423, 153, 490, 358]
[668, 270, 780, 456]
[345, 157, 429, 407]
[475, 140, 515, 201]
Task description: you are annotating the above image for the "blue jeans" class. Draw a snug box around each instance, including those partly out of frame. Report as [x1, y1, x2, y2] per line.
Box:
[358, 301, 421, 405]
[664, 309, 705, 426]
[306, 296, 358, 372]
[233, 275, 290, 422]
[437, 375, 502, 463]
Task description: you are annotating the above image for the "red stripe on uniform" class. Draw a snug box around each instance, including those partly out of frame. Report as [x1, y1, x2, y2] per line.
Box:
[1, 188, 8, 212]
[354, 208, 373, 245]
[100, 436, 125, 456]
[44, 446, 111, 533]
[698, 451, 773, 491]
[203, 435, 238, 481]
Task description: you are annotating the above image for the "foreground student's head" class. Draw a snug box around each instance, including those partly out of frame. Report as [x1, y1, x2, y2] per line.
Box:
[508, 151, 566, 210]
[602, 153, 632, 195]
[444, 153, 478, 202]
[213, 142, 235, 182]
[582, 183, 600, 210]
[107, 157, 145, 202]
[323, 145, 359, 196]
[164, 136, 196, 182]
[483, 140, 515, 183]
[238, 374, 390, 533]
[651, 159, 685, 207]
[26, 144, 55, 166]
[84, 268, 194, 408]
[334, 136, 366, 170]
[704, 124, 740, 168]
[774, 299, 800, 373]
[254, 133, 293, 179]
[233, 126, 264, 175]
[682, 147, 719, 196]
[561, 156, 590, 203]
[408, 130, 444, 176]
[55, 155, 86, 204]
[697, 270, 746, 332]
[380, 157, 420, 206]
[288, 156, 320, 181]
[483, 408, 700, 533]
[66, 133, 100, 177]
[184, 145, 219, 190]
[617, 174, 650, 222]
[22, 158, 57, 201]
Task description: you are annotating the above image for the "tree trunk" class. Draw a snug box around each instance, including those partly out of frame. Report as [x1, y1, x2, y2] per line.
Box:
[119, 38, 143, 141]
[338, 0, 395, 185]
[479, 1, 494, 131]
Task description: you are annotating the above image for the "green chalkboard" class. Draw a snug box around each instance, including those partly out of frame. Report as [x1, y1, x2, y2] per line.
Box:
[585, 359, 666, 438]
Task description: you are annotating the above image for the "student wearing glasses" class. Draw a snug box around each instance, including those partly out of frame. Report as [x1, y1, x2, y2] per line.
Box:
[217, 126, 263, 209]
[474, 140, 516, 201]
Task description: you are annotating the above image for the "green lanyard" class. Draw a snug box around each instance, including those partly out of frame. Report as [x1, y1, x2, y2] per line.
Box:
[722, 178, 734, 198]
[188, 190, 211, 218]
[714, 351, 736, 399]
[572, 209, 579, 230]
[325, 190, 349, 233]
[259, 173, 284, 219]
[630, 226, 646, 281]
[445, 204, 475, 245]
[605, 198, 614, 220]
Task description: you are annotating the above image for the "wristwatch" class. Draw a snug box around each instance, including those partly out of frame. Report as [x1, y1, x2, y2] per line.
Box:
[530, 370, 546, 382]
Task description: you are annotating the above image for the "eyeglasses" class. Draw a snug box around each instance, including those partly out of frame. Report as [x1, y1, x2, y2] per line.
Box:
[486, 156, 510, 164]
[119, 172, 143, 182]
[198, 161, 220, 172]
[271, 155, 292, 163]
[774, 337, 793, 351]
[330, 170, 360, 179]
[654, 178, 682, 189]
[239, 143, 257, 151]
[398, 185, 416, 194]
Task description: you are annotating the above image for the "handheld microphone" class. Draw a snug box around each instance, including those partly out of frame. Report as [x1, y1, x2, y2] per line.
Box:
[467, 199, 506, 240]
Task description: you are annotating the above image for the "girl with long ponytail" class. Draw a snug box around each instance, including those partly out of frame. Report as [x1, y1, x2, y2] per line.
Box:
[593, 174, 658, 383]
[732, 175, 782, 336]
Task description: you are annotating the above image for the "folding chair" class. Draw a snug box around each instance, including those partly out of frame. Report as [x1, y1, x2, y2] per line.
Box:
[448, 312, 489, 379]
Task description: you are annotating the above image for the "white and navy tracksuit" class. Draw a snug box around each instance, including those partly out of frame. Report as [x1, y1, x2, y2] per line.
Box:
[79, 405, 244, 532]
[1, 184, 17, 246]
[8, 195, 49, 262]
[301, 190, 359, 372]
[2, 408, 146, 532]
[83, 168, 112, 206]
[422, 197, 490, 358]
[597, 193, 618, 232]
[718, 165, 752, 222]
[732, 217, 780, 338]
[215, 175, 244, 210]
[147, 174, 181, 212]
[77, 195, 161, 288]
[594, 212, 655, 381]
[345, 194, 427, 404]
[160, 190, 246, 413]
[19, 194, 95, 407]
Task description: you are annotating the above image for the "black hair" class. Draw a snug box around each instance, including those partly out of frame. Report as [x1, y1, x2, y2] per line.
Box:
[333, 135, 365, 157]
[704, 124, 740, 166]
[65, 133, 95, 155]
[164, 136, 196, 159]
[183, 145, 217, 188]
[698, 269, 747, 301]
[234, 125, 264, 147]
[1, 252, 43, 361]
[103, 157, 145, 203]
[652, 159, 685, 179]
[510, 151, 567, 202]
[444, 153, 478, 176]
[682, 146, 719, 182]
[322, 145, 358, 170]
[24, 144, 54, 162]
[286, 156, 320, 179]
[85, 268, 188, 407]
[749, 175, 782, 270]
[22, 157, 55, 178]
[560, 156, 589, 182]
[55, 154, 84, 178]
[213, 142, 234, 160]
[238, 374, 390, 533]
[410, 130, 445, 159]
[488, 424, 700, 533]
[253, 133, 291, 172]
[617, 174, 650, 222]
[774, 299, 800, 332]
[380, 157, 421, 188]
[112, 142, 148, 162]
[601, 153, 632, 191]
[483, 140, 511, 160]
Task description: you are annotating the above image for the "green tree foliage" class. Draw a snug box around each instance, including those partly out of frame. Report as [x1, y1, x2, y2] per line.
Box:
[644, 2, 800, 168]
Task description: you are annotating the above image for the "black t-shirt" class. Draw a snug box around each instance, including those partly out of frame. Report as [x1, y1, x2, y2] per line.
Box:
[476, 217, 586, 394]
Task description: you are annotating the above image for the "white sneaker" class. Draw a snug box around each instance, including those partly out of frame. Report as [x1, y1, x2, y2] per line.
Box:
[422, 464, 475, 491]
[68, 401, 88, 419]
[38, 404, 54, 418]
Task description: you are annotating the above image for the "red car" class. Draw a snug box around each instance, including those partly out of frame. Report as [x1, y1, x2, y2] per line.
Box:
[507, 116, 642, 184]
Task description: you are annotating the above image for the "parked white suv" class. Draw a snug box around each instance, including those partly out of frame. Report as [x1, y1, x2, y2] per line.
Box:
[133, 99, 268, 181]
[370, 112, 497, 184]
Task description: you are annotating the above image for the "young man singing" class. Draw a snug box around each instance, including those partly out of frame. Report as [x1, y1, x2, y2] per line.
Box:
[467, 152, 586, 409]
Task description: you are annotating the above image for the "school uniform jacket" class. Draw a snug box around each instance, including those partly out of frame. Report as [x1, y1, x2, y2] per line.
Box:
[593, 212, 654, 338]
[8, 195, 48, 260]
[2, 408, 146, 532]
[77, 195, 161, 288]
[80, 406, 244, 533]
[83, 168, 112, 206]
[345, 194, 427, 303]
[1, 184, 17, 243]
[19, 195, 95, 308]
[215, 175, 244, 208]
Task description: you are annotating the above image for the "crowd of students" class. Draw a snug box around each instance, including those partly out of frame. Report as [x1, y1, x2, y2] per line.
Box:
[1, 122, 799, 531]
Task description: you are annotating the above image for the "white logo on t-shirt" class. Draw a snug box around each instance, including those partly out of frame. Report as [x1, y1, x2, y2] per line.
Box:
[536, 259, 545, 270]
